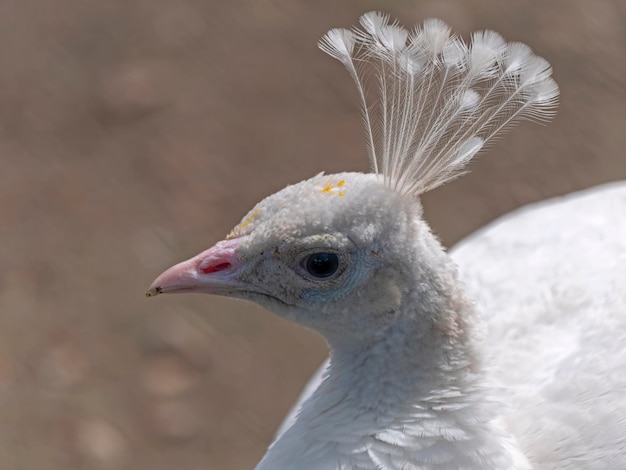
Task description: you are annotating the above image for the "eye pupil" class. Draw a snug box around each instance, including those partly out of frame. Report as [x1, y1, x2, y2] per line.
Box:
[305, 253, 339, 278]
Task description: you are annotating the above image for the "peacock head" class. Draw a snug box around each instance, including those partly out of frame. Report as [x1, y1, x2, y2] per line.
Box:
[147, 11, 558, 342]
[147, 172, 428, 339]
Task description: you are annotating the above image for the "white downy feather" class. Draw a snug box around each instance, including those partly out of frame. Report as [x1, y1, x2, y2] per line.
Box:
[274, 182, 626, 469]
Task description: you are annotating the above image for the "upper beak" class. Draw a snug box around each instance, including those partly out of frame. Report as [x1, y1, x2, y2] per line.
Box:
[146, 238, 244, 297]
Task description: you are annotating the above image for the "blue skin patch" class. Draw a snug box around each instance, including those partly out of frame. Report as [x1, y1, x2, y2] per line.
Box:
[301, 249, 379, 303]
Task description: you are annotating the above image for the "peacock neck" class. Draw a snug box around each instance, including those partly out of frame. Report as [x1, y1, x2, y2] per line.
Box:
[257, 256, 530, 469]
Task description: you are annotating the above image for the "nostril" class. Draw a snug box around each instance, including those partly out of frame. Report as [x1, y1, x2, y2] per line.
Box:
[200, 262, 232, 274]
[194, 238, 240, 275]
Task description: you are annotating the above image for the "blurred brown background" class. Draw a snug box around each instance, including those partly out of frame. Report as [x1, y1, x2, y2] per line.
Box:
[1, 0, 625, 468]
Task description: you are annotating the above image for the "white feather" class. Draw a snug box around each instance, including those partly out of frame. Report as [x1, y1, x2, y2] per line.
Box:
[150, 11, 622, 470]
[318, 12, 559, 195]
[273, 182, 626, 469]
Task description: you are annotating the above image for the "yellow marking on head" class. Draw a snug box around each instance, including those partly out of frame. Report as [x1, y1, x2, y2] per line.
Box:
[339, 192, 345, 197]
[226, 226, 240, 239]
[240, 208, 260, 229]
[319, 180, 347, 196]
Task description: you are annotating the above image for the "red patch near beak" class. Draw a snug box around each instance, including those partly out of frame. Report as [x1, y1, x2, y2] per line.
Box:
[200, 262, 232, 274]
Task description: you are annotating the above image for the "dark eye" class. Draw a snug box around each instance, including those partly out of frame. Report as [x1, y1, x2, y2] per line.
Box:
[302, 253, 340, 279]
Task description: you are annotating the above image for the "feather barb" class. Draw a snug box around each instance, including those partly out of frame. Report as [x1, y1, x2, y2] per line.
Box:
[319, 12, 559, 195]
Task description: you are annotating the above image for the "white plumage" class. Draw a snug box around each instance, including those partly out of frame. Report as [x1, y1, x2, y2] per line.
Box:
[147, 12, 625, 469]
[276, 182, 626, 468]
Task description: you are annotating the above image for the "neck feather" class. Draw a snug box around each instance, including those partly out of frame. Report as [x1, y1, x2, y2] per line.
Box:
[257, 233, 529, 469]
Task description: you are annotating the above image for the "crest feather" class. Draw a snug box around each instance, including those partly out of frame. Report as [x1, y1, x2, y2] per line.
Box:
[319, 12, 559, 195]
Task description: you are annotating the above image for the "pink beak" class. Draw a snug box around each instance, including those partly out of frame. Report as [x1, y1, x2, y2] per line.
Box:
[146, 238, 243, 297]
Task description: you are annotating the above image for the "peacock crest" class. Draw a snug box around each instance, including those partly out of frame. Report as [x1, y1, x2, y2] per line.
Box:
[319, 12, 559, 196]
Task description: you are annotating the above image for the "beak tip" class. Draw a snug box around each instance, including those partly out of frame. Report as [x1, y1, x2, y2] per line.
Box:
[145, 286, 162, 297]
